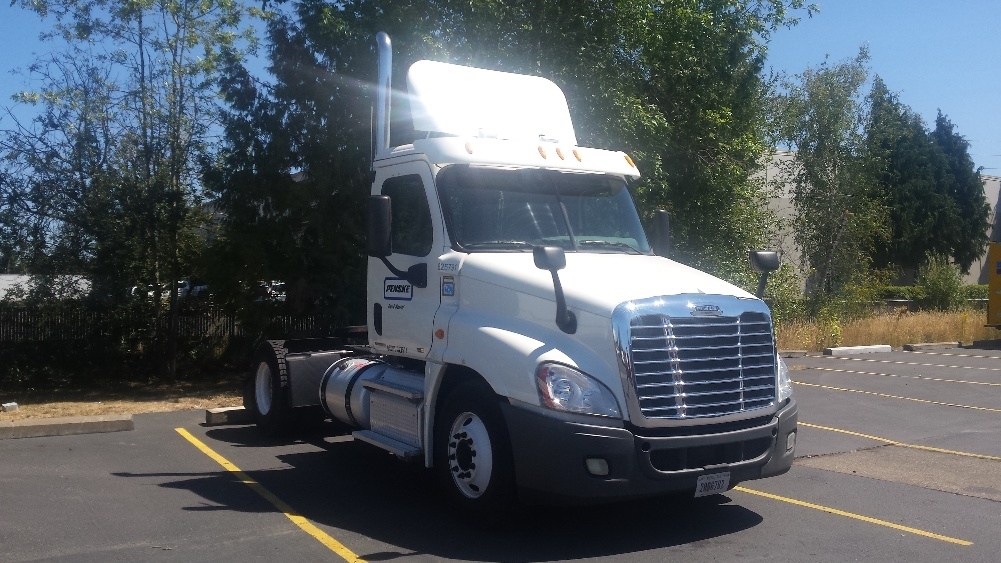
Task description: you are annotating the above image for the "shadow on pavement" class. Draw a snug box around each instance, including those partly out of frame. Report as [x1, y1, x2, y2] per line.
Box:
[118, 424, 765, 561]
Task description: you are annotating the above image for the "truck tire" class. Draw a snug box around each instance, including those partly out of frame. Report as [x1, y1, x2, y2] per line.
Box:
[244, 341, 292, 436]
[434, 382, 516, 516]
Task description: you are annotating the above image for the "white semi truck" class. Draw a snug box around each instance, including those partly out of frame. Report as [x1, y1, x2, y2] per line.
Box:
[245, 33, 797, 512]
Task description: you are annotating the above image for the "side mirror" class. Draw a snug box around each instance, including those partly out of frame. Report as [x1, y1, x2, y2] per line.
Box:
[533, 246, 576, 334]
[533, 245, 566, 271]
[749, 250, 780, 299]
[653, 209, 671, 257]
[749, 251, 780, 273]
[367, 195, 392, 258]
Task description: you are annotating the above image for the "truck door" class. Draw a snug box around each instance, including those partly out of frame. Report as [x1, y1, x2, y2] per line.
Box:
[368, 163, 443, 358]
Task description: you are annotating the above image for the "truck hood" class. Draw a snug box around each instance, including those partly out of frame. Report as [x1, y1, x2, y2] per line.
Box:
[457, 252, 756, 318]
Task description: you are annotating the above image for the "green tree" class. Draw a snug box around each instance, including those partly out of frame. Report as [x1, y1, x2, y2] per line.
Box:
[866, 76, 958, 274]
[3, 0, 256, 375]
[1, 51, 122, 283]
[930, 111, 990, 273]
[0, 167, 48, 274]
[865, 80, 989, 276]
[917, 254, 963, 311]
[772, 48, 887, 298]
[203, 7, 373, 327]
[615, 0, 808, 279]
[208, 0, 814, 312]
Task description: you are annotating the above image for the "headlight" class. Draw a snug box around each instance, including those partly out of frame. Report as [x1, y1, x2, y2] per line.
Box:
[536, 363, 621, 418]
[777, 355, 793, 403]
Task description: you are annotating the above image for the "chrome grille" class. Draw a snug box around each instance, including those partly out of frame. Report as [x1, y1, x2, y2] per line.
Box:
[627, 311, 776, 420]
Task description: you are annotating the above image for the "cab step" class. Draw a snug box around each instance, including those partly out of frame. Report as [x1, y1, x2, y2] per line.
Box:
[353, 429, 421, 460]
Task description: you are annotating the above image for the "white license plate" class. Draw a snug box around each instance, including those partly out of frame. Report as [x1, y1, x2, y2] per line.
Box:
[694, 471, 731, 497]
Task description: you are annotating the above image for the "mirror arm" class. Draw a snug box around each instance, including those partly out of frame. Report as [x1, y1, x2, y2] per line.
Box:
[548, 270, 577, 334]
[755, 272, 770, 299]
[379, 257, 428, 288]
[533, 246, 576, 334]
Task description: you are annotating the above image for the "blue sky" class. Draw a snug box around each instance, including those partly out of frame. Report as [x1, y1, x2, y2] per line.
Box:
[2, 1, 1000, 174]
[766, 0, 1001, 174]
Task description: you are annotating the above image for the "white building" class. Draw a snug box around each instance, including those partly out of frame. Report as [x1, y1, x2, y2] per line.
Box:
[974, 174, 1001, 285]
[0, 274, 91, 301]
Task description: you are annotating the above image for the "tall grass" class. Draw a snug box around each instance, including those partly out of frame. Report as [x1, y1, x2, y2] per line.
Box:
[775, 308, 1000, 352]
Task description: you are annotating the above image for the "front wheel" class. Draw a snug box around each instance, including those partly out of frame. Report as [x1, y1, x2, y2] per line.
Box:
[434, 382, 516, 515]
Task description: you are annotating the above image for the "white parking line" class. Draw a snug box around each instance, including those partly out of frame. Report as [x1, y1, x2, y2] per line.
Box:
[807, 366, 1001, 387]
[822, 356, 1001, 373]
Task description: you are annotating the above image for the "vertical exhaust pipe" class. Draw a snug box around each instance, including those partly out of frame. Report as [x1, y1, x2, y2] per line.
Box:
[375, 32, 392, 154]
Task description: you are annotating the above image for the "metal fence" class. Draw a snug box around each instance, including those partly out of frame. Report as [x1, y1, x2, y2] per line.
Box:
[0, 305, 343, 343]
[0, 307, 110, 343]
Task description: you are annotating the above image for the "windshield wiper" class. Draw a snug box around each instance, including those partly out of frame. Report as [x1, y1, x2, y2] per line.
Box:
[464, 240, 536, 250]
[576, 240, 642, 254]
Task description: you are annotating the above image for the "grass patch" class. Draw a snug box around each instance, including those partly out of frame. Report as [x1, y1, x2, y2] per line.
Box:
[777, 308, 1000, 352]
[0, 372, 243, 422]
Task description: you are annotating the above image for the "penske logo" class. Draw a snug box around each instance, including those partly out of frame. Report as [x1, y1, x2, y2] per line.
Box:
[384, 278, 413, 301]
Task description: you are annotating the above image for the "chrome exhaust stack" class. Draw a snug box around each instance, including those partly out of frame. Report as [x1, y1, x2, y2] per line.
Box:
[375, 32, 392, 154]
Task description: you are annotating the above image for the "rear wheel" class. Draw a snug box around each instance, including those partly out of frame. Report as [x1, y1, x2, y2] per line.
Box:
[434, 382, 516, 515]
[244, 341, 292, 435]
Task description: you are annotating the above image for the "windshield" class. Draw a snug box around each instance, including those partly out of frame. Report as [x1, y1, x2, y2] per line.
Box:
[437, 166, 651, 254]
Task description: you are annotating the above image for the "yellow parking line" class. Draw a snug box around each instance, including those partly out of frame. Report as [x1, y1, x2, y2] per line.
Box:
[734, 486, 972, 546]
[175, 428, 366, 563]
[792, 381, 1001, 413]
[799, 422, 1001, 462]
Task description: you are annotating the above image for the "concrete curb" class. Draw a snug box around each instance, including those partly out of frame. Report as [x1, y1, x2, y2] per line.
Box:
[903, 342, 961, 351]
[823, 345, 892, 356]
[205, 406, 252, 426]
[0, 414, 134, 440]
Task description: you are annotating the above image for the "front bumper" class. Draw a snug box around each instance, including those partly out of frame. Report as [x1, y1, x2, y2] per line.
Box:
[501, 398, 797, 504]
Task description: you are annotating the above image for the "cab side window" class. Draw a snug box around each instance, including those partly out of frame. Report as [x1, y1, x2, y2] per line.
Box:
[382, 175, 433, 257]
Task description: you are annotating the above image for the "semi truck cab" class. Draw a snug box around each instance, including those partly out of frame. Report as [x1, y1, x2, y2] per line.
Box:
[246, 33, 796, 514]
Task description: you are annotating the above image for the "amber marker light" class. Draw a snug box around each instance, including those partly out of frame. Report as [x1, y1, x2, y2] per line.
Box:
[538, 146, 548, 159]
[465, 141, 474, 154]
[556, 147, 565, 160]
[572, 149, 582, 162]
[434, 329, 445, 340]
[624, 153, 636, 168]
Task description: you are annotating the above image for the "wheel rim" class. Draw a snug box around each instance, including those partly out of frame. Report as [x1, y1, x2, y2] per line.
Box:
[447, 411, 494, 499]
[254, 362, 273, 416]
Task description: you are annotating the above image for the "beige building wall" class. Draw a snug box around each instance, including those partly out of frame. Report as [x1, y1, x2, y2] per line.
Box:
[760, 150, 801, 278]
[973, 174, 1001, 285]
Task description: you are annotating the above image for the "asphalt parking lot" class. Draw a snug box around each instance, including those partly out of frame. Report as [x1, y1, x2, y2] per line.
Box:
[3, 346, 1001, 562]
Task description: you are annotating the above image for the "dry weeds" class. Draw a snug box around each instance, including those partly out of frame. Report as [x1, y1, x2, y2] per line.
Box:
[776, 308, 1000, 352]
[0, 374, 243, 422]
